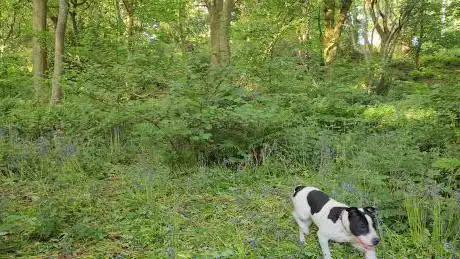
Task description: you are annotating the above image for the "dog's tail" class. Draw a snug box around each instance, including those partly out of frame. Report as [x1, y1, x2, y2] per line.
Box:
[293, 185, 306, 197]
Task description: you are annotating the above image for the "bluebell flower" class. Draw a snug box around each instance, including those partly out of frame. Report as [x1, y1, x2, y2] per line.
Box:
[164, 224, 172, 233]
[275, 230, 286, 241]
[222, 158, 230, 166]
[131, 175, 144, 192]
[249, 239, 256, 248]
[444, 241, 451, 253]
[112, 253, 127, 259]
[453, 191, 460, 204]
[140, 183, 146, 192]
[167, 247, 175, 257]
[179, 211, 190, 218]
[36, 136, 49, 157]
[342, 182, 357, 193]
[144, 170, 155, 184]
[61, 144, 77, 160]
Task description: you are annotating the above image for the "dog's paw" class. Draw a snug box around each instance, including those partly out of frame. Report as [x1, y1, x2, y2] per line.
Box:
[299, 238, 305, 246]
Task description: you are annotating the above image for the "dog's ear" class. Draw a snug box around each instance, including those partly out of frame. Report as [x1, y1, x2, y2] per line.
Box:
[346, 207, 360, 215]
[364, 206, 377, 216]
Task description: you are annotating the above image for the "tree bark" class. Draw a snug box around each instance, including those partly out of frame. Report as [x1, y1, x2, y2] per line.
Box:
[32, 0, 48, 103]
[69, 0, 78, 45]
[414, 21, 423, 69]
[323, 0, 352, 66]
[220, 0, 232, 65]
[350, 9, 373, 91]
[206, 0, 233, 67]
[121, 0, 134, 54]
[50, 0, 69, 105]
[68, 0, 87, 46]
[414, 6, 425, 70]
[441, 0, 447, 37]
[297, 1, 311, 58]
[318, 5, 325, 66]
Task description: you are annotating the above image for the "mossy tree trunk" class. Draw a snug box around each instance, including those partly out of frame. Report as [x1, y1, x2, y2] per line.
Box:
[32, 0, 48, 103]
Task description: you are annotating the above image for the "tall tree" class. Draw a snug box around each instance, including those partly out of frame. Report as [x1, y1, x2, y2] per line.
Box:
[350, 5, 374, 90]
[322, 0, 352, 66]
[206, 0, 233, 67]
[68, 0, 87, 46]
[50, 0, 68, 105]
[32, 0, 48, 103]
[366, 0, 416, 94]
[297, 1, 313, 58]
[413, 2, 426, 69]
[121, 0, 135, 53]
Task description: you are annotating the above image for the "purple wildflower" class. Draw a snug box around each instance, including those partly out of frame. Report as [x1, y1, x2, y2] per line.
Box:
[275, 230, 286, 241]
[61, 144, 77, 160]
[112, 253, 127, 259]
[36, 136, 49, 157]
[342, 182, 357, 193]
[249, 239, 256, 248]
[453, 191, 460, 205]
[222, 158, 230, 166]
[444, 241, 452, 253]
[167, 247, 175, 257]
[179, 211, 190, 218]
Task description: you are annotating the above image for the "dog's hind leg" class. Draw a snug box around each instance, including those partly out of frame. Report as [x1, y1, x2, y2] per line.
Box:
[317, 232, 332, 259]
[292, 211, 312, 245]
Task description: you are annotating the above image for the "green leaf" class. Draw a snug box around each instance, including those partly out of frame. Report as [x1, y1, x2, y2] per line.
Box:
[432, 158, 460, 170]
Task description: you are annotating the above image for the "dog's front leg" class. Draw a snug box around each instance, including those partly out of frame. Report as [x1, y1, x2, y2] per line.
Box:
[364, 250, 377, 259]
[317, 232, 332, 259]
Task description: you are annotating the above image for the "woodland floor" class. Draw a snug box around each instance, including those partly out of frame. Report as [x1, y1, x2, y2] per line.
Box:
[0, 164, 430, 258]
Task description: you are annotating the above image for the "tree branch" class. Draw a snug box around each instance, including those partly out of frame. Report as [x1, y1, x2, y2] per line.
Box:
[366, 0, 384, 37]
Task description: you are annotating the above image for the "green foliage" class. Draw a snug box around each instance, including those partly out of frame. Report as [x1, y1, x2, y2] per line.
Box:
[1, 0, 459, 257]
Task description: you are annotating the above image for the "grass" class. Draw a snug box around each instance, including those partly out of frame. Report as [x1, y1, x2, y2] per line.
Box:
[2, 161, 456, 258]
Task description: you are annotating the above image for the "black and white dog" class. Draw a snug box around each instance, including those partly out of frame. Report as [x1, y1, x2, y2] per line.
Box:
[292, 186, 379, 259]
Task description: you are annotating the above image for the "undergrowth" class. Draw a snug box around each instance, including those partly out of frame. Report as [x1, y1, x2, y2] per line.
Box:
[1, 53, 459, 257]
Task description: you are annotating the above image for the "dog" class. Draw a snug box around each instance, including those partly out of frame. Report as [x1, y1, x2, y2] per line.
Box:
[292, 186, 379, 259]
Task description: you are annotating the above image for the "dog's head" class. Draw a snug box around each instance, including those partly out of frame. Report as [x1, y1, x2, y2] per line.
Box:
[341, 207, 379, 251]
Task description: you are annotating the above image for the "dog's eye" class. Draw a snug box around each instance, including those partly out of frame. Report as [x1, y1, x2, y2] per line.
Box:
[358, 222, 368, 230]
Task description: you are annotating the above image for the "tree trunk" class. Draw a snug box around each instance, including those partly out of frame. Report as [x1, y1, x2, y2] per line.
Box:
[32, 0, 48, 103]
[126, 13, 133, 51]
[322, 0, 352, 66]
[297, 2, 311, 58]
[350, 9, 373, 91]
[317, 5, 325, 66]
[121, 0, 134, 54]
[220, 0, 232, 65]
[441, 0, 447, 37]
[414, 25, 423, 69]
[365, 0, 415, 95]
[375, 34, 397, 95]
[208, 0, 222, 66]
[50, 0, 68, 105]
[69, 0, 86, 46]
[207, 0, 233, 67]
[69, 3, 78, 45]
[414, 7, 425, 70]
[70, 11, 78, 42]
